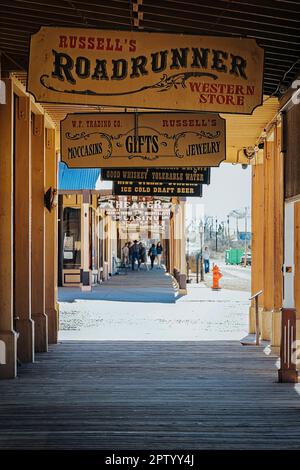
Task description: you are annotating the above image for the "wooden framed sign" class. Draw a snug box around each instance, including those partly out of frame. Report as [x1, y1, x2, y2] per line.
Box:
[60, 112, 226, 168]
[112, 181, 203, 197]
[27, 27, 264, 114]
[101, 167, 211, 184]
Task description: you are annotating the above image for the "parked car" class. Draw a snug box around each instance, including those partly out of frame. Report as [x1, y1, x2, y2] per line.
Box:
[240, 252, 251, 266]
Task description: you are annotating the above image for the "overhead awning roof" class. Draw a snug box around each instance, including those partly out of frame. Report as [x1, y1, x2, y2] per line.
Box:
[58, 162, 113, 191]
[2, 1, 293, 164]
[58, 162, 101, 190]
[1, 0, 300, 96]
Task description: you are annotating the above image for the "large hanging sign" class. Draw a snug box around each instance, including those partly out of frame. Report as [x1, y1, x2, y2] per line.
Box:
[101, 167, 210, 184]
[60, 112, 226, 168]
[112, 181, 203, 197]
[27, 27, 264, 114]
[98, 198, 171, 222]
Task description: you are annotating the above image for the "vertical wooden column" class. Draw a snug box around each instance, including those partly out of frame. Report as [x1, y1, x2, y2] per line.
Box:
[0, 79, 17, 378]
[249, 162, 264, 333]
[57, 194, 64, 287]
[14, 95, 35, 362]
[31, 113, 48, 352]
[294, 202, 300, 354]
[173, 199, 182, 271]
[45, 128, 58, 344]
[272, 124, 284, 347]
[81, 191, 91, 290]
[179, 200, 186, 274]
[261, 126, 283, 345]
[262, 137, 275, 340]
[169, 209, 175, 274]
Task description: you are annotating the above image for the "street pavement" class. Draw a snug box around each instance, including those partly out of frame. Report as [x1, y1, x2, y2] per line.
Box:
[203, 260, 251, 291]
[58, 264, 249, 341]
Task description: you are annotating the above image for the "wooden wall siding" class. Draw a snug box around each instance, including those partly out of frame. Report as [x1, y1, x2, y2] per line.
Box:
[285, 104, 300, 199]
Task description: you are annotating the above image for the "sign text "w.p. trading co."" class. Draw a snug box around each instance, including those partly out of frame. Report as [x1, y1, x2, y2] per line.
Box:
[60, 112, 226, 168]
[27, 27, 264, 114]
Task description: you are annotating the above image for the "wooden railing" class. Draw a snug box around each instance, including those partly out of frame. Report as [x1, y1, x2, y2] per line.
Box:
[278, 308, 298, 383]
[241, 290, 263, 346]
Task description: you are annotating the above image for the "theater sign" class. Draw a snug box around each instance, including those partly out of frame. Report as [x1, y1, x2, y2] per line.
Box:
[60, 112, 226, 168]
[28, 27, 264, 114]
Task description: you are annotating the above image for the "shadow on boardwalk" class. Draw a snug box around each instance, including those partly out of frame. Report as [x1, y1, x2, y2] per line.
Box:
[0, 341, 300, 449]
[59, 268, 178, 304]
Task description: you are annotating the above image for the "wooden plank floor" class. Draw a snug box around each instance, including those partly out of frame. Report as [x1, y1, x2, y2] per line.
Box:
[59, 268, 178, 304]
[1, 341, 300, 449]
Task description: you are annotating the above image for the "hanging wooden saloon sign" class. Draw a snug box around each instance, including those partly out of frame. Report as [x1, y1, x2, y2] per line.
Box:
[60, 112, 226, 168]
[101, 167, 211, 185]
[27, 27, 264, 114]
[112, 181, 203, 197]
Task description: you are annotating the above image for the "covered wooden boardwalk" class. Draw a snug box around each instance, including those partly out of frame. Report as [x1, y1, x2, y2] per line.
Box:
[1, 340, 300, 449]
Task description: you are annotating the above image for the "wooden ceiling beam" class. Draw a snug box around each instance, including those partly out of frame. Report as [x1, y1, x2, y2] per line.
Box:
[142, 0, 300, 22]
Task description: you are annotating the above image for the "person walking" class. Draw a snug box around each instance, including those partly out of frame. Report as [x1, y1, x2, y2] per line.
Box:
[203, 246, 210, 273]
[127, 241, 132, 265]
[122, 242, 129, 266]
[130, 240, 140, 271]
[148, 243, 157, 269]
[138, 242, 149, 271]
[156, 242, 163, 269]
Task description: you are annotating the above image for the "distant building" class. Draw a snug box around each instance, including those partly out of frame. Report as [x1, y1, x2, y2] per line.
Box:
[58, 162, 114, 289]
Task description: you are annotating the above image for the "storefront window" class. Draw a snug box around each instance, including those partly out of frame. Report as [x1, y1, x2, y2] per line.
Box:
[63, 207, 81, 269]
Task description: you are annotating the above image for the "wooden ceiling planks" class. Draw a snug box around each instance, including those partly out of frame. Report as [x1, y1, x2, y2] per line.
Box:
[1, 0, 298, 99]
[1, 0, 300, 96]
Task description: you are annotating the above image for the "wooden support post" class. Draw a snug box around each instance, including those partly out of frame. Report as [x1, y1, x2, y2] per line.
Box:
[178, 200, 185, 274]
[81, 191, 91, 291]
[169, 209, 175, 275]
[249, 163, 264, 334]
[0, 79, 18, 378]
[57, 194, 64, 287]
[278, 308, 298, 383]
[31, 113, 48, 352]
[14, 95, 35, 363]
[272, 124, 284, 348]
[45, 128, 58, 344]
[262, 138, 275, 340]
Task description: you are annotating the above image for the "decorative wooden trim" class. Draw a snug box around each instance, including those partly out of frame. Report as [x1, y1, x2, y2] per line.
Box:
[17, 95, 29, 121]
[32, 113, 43, 136]
[45, 127, 55, 149]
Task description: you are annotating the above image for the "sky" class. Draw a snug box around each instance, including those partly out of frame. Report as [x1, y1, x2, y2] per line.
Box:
[97, 162, 252, 231]
[186, 163, 251, 227]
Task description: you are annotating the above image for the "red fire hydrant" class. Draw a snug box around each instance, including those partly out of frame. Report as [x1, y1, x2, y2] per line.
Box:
[211, 264, 222, 290]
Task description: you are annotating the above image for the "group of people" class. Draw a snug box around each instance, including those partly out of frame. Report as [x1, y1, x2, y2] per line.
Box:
[122, 241, 163, 271]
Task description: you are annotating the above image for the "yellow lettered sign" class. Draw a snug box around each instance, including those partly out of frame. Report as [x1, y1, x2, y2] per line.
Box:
[60, 112, 226, 168]
[28, 27, 264, 114]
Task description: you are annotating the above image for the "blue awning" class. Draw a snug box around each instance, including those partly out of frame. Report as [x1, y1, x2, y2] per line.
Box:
[58, 162, 101, 190]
